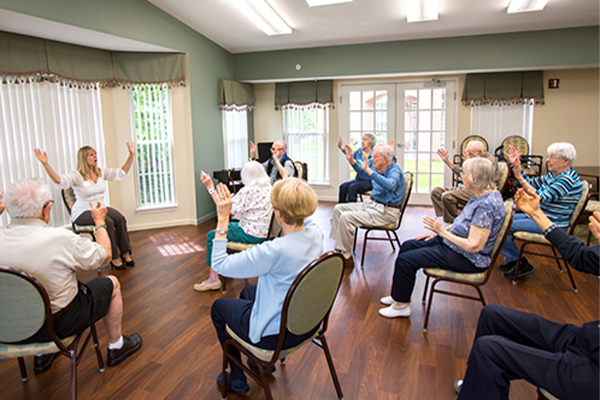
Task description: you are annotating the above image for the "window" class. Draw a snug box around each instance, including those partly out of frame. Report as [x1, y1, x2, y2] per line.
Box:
[284, 107, 329, 184]
[470, 101, 535, 152]
[130, 84, 176, 210]
[222, 109, 249, 169]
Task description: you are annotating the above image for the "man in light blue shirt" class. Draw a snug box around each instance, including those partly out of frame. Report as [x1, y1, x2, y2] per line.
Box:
[330, 144, 405, 267]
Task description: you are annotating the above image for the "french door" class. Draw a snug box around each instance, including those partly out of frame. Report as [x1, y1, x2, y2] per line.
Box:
[340, 80, 457, 205]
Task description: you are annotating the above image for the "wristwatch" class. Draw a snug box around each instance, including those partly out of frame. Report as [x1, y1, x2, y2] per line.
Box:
[208, 188, 216, 195]
[94, 224, 107, 233]
[215, 228, 227, 235]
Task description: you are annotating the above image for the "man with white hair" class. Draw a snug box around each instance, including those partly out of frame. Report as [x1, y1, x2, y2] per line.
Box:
[0, 178, 142, 373]
[330, 144, 406, 267]
[431, 140, 499, 224]
[249, 140, 297, 185]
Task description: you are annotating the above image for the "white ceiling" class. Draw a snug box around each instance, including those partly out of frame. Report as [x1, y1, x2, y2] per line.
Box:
[148, 0, 599, 54]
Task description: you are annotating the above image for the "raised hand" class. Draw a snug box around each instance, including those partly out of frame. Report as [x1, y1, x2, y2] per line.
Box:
[0, 190, 5, 216]
[344, 144, 354, 164]
[338, 136, 344, 151]
[249, 141, 256, 159]
[504, 145, 522, 168]
[436, 148, 449, 163]
[214, 183, 233, 221]
[34, 148, 48, 164]
[360, 151, 370, 171]
[514, 187, 541, 216]
[423, 216, 444, 236]
[126, 142, 135, 155]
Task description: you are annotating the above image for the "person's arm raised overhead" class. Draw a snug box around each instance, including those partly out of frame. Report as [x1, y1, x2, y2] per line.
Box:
[120, 142, 136, 174]
[34, 148, 62, 184]
[249, 141, 256, 160]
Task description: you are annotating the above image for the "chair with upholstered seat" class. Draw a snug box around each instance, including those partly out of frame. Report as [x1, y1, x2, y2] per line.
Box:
[220, 213, 283, 293]
[510, 181, 591, 291]
[221, 251, 345, 400]
[494, 135, 543, 177]
[421, 200, 515, 331]
[61, 188, 96, 241]
[352, 172, 413, 268]
[0, 265, 105, 400]
[293, 161, 308, 180]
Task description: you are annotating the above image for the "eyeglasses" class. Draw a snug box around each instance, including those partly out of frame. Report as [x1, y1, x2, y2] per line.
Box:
[547, 154, 565, 161]
[43, 200, 54, 208]
[271, 147, 284, 152]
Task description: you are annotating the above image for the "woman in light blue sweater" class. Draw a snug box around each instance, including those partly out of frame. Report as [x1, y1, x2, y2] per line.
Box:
[210, 178, 324, 395]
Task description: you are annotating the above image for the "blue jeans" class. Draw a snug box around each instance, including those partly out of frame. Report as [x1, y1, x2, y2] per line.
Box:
[206, 222, 265, 266]
[338, 179, 372, 203]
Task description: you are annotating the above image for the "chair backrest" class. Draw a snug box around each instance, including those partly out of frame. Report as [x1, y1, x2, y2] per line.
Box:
[293, 161, 308, 180]
[0, 266, 51, 344]
[567, 180, 591, 235]
[227, 168, 243, 194]
[267, 211, 283, 239]
[490, 200, 517, 266]
[282, 252, 345, 337]
[460, 135, 489, 154]
[496, 162, 509, 193]
[501, 135, 530, 156]
[61, 188, 76, 215]
[394, 171, 414, 229]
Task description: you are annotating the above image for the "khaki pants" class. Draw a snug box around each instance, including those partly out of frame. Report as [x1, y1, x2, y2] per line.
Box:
[430, 186, 473, 224]
[329, 197, 400, 257]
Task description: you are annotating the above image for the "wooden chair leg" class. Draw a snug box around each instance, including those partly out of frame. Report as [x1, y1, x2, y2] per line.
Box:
[17, 357, 28, 382]
[423, 278, 438, 331]
[386, 231, 395, 251]
[319, 335, 344, 399]
[422, 275, 431, 303]
[70, 349, 77, 400]
[352, 228, 359, 253]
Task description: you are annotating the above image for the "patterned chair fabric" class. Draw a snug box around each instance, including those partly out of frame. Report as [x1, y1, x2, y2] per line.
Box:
[0, 266, 104, 399]
[509, 181, 591, 291]
[294, 161, 308, 180]
[497, 162, 509, 193]
[61, 188, 96, 238]
[221, 252, 345, 400]
[495, 135, 543, 177]
[352, 172, 413, 268]
[421, 200, 516, 331]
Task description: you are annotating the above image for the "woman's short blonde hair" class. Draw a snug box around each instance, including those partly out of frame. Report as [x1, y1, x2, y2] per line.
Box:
[463, 157, 496, 190]
[270, 178, 317, 226]
[76, 146, 102, 180]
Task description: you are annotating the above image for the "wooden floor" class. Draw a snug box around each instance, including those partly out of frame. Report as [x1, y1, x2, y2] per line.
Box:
[1, 203, 598, 400]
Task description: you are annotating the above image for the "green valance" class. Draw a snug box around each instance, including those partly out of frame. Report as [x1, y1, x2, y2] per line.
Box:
[218, 80, 254, 112]
[0, 31, 186, 88]
[461, 71, 544, 106]
[275, 80, 334, 110]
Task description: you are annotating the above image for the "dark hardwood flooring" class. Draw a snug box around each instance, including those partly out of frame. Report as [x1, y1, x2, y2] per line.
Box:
[1, 203, 598, 400]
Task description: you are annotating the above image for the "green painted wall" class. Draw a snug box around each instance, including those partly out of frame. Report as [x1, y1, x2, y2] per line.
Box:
[0, 0, 234, 222]
[233, 26, 599, 81]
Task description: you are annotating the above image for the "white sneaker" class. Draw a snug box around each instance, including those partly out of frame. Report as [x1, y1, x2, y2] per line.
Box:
[380, 296, 395, 305]
[378, 305, 412, 318]
[454, 380, 463, 394]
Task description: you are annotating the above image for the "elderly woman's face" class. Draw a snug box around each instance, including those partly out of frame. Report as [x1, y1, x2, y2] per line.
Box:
[546, 153, 570, 174]
[361, 135, 372, 149]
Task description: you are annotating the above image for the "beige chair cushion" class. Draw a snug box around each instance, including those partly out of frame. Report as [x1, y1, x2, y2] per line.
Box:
[424, 268, 487, 283]
[0, 336, 75, 359]
[512, 231, 550, 245]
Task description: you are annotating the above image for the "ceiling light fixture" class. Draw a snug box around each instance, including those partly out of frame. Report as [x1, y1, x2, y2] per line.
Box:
[507, 0, 549, 14]
[405, 0, 438, 23]
[229, 0, 292, 36]
[305, 0, 352, 7]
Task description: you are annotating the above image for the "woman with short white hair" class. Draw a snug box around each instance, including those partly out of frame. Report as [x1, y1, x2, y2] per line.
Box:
[194, 161, 272, 292]
[337, 132, 377, 203]
[500, 142, 582, 279]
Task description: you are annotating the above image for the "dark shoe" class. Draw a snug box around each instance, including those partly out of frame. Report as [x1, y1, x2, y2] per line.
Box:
[110, 261, 126, 271]
[343, 255, 354, 268]
[498, 260, 518, 272]
[121, 256, 135, 267]
[503, 258, 535, 279]
[217, 372, 250, 396]
[106, 333, 142, 366]
[33, 352, 59, 373]
[247, 358, 276, 374]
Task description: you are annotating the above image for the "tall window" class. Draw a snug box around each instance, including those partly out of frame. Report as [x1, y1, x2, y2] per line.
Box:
[470, 101, 535, 152]
[130, 84, 176, 210]
[284, 108, 329, 184]
[222, 109, 249, 169]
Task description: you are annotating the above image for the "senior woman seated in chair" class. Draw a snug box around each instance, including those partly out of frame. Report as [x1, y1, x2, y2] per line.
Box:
[379, 158, 505, 318]
[194, 161, 272, 292]
[209, 178, 323, 395]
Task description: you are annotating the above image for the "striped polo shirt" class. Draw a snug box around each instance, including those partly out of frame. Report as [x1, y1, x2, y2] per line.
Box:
[523, 168, 582, 227]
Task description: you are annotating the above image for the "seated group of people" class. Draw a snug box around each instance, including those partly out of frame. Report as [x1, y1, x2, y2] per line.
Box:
[0, 137, 596, 399]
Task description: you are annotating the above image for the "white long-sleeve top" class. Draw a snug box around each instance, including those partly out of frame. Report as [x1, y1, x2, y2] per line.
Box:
[56, 168, 126, 222]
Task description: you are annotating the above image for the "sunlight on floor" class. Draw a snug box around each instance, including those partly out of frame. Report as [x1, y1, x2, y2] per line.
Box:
[148, 232, 204, 256]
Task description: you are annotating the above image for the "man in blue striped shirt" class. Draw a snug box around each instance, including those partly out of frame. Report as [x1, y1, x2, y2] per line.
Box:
[500, 142, 582, 278]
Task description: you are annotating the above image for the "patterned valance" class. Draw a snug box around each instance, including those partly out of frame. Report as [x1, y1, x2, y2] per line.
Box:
[0, 31, 186, 89]
[218, 80, 255, 112]
[462, 71, 544, 106]
[275, 80, 334, 110]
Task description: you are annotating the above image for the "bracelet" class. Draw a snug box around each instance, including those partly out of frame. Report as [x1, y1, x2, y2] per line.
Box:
[208, 188, 215, 195]
[215, 228, 227, 235]
[94, 224, 107, 233]
[543, 224, 558, 237]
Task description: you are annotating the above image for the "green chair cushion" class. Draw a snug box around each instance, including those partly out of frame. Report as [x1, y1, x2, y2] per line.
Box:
[0, 335, 75, 359]
[424, 268, 487, 283]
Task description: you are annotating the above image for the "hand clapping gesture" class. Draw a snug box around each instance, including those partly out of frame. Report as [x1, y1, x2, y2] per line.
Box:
[214, 183, 233, 222]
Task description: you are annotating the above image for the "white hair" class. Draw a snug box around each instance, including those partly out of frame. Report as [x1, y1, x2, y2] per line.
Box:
[241, 160, 271, 187]
[463, 158, 496, 190]
[5, 178, 53, 218]
[375, 144, 395, 161]
[466, 140, 485, 153]
[547, 142, 577, 166]
[362, 133, 377, 148]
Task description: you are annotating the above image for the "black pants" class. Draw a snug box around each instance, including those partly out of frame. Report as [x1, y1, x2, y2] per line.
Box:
[211, 285, 317, 381]
[76, 207, 131, 260]
[338, 179, 372, 203]
[458, 304, 599, 400]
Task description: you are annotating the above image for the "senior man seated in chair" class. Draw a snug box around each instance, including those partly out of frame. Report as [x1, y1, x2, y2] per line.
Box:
[0, 178, 142, 373]
[330, 143, 405, 267]
[249, 140, 297, 185]
[454, 187, 599, 400]
[431, 140, 499, 224]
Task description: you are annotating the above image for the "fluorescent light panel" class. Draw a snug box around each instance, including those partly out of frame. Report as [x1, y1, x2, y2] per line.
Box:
[405, 0, 438, 23]
[229, 0, 292, 36]
[507, 0, 549, 14]
[306, 0, 352, 7]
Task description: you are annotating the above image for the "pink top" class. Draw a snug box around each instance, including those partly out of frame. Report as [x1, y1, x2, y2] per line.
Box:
[231, 186, 272, 238]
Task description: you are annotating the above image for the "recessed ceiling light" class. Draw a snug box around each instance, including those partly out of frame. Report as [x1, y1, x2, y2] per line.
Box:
[305, 0, 352, 7]
[229, 0, 292, 36]
[507, 0, 549, 14]
[405, 0, 439, 23]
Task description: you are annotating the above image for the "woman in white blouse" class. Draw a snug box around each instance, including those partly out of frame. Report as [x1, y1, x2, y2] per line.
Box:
[194, 161, 272, 292]
[34, 143, 135, 270]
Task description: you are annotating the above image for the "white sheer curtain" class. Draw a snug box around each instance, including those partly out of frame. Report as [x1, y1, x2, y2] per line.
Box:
[0, 78, 105, 228]
[470, 100, 535, 153]
[222, 110, 249, 169]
